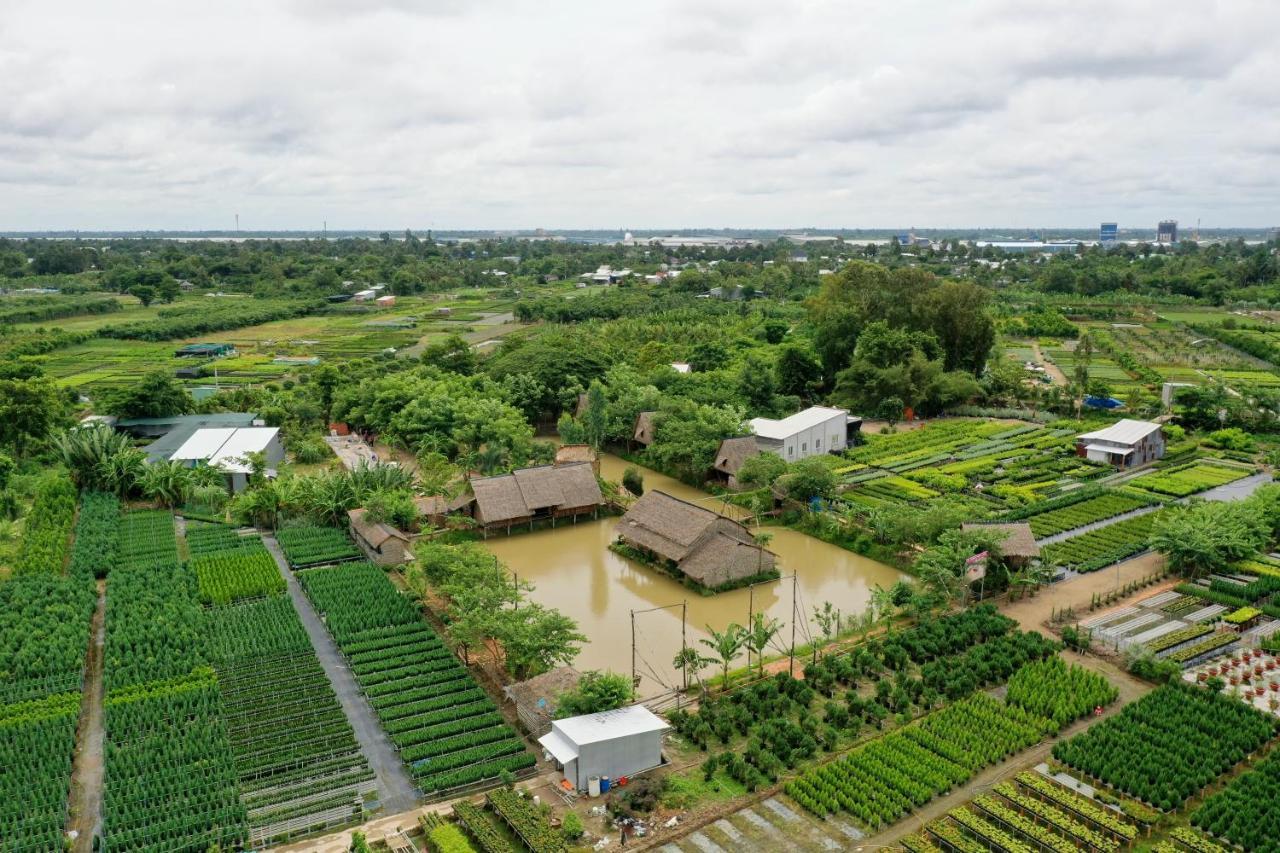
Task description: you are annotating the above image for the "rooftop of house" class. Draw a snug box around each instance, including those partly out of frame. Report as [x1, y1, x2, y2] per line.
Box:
[749, 406, 850, 440]
[169, 426, 280, 474]
[961, 522, 1040, 559]
[1077, 419, 1162, 445]
[470, 462, 603, 524]
[549, 704, 670, 747]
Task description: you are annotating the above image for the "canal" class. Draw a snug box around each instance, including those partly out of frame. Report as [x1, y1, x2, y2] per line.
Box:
[482, 454, 905, 695]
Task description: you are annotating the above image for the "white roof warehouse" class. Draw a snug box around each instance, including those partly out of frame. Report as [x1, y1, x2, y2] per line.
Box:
[538, 705, 668, 792]
[168, 426, 285, 490]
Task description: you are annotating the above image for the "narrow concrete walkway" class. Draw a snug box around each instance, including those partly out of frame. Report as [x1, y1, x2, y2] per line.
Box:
[1197, 471, 1273, 502]
[262, 534, 420, 814]
[67, 581, 106, 852]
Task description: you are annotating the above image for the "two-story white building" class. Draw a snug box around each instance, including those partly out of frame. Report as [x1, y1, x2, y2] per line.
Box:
[1076, 419, 1164, 469]
[748, 406, 858, 463]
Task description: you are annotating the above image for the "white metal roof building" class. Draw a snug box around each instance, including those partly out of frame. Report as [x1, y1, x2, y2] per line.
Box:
[169, 426, 285, 490]
[538, 705, 668, 792]
[748, 406, 858, 462]
[1076, 419, 1164, 468]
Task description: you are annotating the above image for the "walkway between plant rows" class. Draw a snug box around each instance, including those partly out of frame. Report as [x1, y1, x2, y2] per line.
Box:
[1034, 505, 1161, 546]
[262, 534, 420, 814]
[1035, 470, 1274, 548]
[66, 580, 106, 853]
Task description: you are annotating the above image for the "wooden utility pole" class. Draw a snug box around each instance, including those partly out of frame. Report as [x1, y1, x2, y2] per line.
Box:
[789, 573, 798, 677]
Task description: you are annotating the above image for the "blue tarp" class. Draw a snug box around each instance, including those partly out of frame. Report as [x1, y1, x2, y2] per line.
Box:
[1083, 396, 1125, 409]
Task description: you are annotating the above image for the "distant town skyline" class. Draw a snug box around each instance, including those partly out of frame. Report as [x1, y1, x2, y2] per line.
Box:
[2, 0, 1278, 230]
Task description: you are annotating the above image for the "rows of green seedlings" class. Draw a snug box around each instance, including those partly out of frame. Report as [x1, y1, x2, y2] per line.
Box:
[102, 671, 247, 853]
[185, 522, 260, 557]
[487, 788, 567, 853]
[276, 525, 362, 567]
[299, 562, 534, 793]
[844, 421, 1016, 470]
[192, 541, 285, 605]
[1131, 460, 1251, 498]
[0, 493, 105, 705]
[1052, 683, 1278, 812]
[1003, 656, 1118, 731]
[1021, 490, 1159, 538]
[11, 475, 76, 576]
[201, 594, 375, 844]
[0, 493, 115, 851]
[101, 509, 248, 852]
[1040, 510, 1162, 572]
[785, 692, 1051, 827]
[0, 692, 82, 851]
[1191, 749, 1280, 853]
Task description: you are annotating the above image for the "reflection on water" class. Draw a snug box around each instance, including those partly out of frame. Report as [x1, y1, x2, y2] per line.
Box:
[482, 454, 905, 695]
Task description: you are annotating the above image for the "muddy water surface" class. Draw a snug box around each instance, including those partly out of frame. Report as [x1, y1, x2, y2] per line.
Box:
[483, 454, 904, 695]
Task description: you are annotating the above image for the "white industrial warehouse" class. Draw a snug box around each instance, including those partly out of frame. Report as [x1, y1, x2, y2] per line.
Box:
[538, 705, 668, 793]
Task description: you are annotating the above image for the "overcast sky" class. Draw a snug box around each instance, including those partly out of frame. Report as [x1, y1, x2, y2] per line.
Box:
[2, 0, 1277, 231]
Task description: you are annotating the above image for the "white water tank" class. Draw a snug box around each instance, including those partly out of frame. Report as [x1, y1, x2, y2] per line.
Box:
[588, 776, 601, 797]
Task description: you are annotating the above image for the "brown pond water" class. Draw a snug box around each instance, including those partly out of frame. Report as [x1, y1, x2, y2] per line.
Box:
[482, 454, 905, 695]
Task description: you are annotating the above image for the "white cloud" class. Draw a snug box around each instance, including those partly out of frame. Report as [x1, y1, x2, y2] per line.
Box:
[0, 0, 1276, 229]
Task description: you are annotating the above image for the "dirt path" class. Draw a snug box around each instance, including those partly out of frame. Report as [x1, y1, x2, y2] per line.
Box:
[1001, 551, 1169, 633]
[262, 535, 420, 814]
[1032, 341, 1069, 386]
[66, 580, 106, 852]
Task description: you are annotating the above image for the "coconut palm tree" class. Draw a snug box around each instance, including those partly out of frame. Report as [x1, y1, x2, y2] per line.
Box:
[700, 623, 746, 691]
[746, 612, 783, 679]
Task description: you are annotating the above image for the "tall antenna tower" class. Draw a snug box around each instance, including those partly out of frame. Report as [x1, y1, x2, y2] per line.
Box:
[1195, 218, 1201, 242]
[235, 213, 240, 232]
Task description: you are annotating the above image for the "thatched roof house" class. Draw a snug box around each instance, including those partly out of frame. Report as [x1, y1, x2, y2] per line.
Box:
[413, 491, 475, 525]
[633, 411, 656, 446]
[712, 436, 761, 487]
[616, 490, 776, 591]
[470, 462, 603, 533]
[503, 666, 582, 736]
[555, 444, 599, 474]
[349, 508, 412, 566]
[961, 522, 1040, 566]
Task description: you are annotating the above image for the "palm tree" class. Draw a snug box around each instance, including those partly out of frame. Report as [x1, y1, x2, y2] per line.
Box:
[98, 447, 147, 498]
[52, 425, 142, 493]
[746, 612, 783, 679]
[139, 460, 193, 508]
[700, 623, 746, 691]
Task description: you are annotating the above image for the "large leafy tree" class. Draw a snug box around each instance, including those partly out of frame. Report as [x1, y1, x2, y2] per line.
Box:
[556, 671, 634, 717]
[0, 374, 73, 456]
[103, 370, 192, 419]
[1150, 501, 1268, 578]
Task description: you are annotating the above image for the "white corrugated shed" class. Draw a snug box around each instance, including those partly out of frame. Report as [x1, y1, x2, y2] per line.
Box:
[167, 426, 281, 474]
[1078, 419, 1162, 445]
[538, 705, 668, 792]
[170, 428, 237, 462]
[209, 427, 281, 473]
[552, 705, 668, 745]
